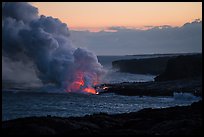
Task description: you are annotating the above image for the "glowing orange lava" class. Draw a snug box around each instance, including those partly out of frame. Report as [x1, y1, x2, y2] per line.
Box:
[67, 71, 98, 94]
[83, 87, 97, 94]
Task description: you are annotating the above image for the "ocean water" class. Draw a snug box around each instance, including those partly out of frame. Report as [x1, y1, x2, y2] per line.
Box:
[2, 55, 201, 121]
[2, 91, 201, 121]
[98, 55, 156, 83]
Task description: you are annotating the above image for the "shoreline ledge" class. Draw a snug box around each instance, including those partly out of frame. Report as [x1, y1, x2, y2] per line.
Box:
[99, 77, 202, 97]
[105, 54, 202, 97]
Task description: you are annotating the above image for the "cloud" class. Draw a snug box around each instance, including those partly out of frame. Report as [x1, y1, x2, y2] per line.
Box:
[2, 2, 105, 91]
[70, 19, 202, 55]
[2, 2, 39, 23]
[2, 56, 42, 87]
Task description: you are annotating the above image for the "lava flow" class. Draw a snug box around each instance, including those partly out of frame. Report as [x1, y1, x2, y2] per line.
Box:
[66, 71, 99, 94]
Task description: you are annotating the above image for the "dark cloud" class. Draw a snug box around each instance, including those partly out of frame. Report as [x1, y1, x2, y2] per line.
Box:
[2, 2, 104, 90]
[2, 2, 39, 23]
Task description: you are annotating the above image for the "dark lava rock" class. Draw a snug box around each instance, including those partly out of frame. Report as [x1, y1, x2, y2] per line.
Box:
[100, 77, 202, 96]
[2, 101, 202, 135]
[112, 56, 173, 75]
[155, 54, 202, 81]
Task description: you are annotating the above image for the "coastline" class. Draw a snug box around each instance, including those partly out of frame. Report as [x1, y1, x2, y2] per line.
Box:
[2, 101, 202, 135]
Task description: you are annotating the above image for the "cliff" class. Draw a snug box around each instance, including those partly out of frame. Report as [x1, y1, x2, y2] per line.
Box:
[155, 54, 202, 81]
[112, 57, 172, 75]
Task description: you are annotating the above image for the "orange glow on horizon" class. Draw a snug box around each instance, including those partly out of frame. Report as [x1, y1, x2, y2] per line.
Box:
[31, 2, 202, 31]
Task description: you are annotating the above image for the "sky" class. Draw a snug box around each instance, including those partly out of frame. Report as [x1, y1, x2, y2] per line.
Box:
[31, 2, 202, 31]
[70, 20, 202, 55]
[24, 2, 202, 55]
[2, 2, 202, 85]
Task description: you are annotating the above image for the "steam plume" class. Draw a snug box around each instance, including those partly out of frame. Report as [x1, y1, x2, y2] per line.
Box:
[2, 2, 105, 93]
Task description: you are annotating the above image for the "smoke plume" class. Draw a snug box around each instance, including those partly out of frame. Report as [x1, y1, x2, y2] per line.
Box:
[2, 2, 105, 93]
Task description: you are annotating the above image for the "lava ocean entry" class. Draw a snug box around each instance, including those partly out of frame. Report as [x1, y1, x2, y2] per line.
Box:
[2, 2, 105, 94]
[66, 71, 99, 94]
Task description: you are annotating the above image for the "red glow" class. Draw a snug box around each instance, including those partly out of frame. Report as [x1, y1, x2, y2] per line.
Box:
[83, 87, 97, 94]
[67, 71, 98, 94]
[93, 81, 99, 86]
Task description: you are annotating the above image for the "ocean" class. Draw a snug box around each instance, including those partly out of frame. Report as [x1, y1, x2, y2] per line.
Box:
[2, 54, 201, 121]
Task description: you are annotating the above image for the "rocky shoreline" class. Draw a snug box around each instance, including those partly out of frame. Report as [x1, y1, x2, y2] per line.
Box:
[98, 77, 202, 97]
[104, 54, 202, 97]
[2, 54, 202, 135]
[2, 101, 202, 135]
[112, 56, 171, 75]
[112, 54, 201, 76]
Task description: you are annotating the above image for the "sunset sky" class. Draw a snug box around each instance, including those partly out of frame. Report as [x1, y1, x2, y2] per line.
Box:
[31, 2, 202, 31]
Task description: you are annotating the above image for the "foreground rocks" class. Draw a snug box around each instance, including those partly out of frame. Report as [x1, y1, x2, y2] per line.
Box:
[99, 77, 202, 97]
[2, 101, 202, 135]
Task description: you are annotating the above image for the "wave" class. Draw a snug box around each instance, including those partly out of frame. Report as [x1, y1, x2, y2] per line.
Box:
[173, 92, 201, 101]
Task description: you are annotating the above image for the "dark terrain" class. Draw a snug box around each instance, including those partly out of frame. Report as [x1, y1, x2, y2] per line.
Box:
[105, 54, 202, 96]
[2, 101, 202, 135]
[112, 54, 201, 76]
[2, 54, 202, 135]
[154, 54, 202, 81]
[112, 56, 172, 75]
[99, 77, 202, 96]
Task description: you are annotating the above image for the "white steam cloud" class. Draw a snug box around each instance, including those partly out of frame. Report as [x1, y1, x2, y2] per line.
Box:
[2, 2, 105, 91]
